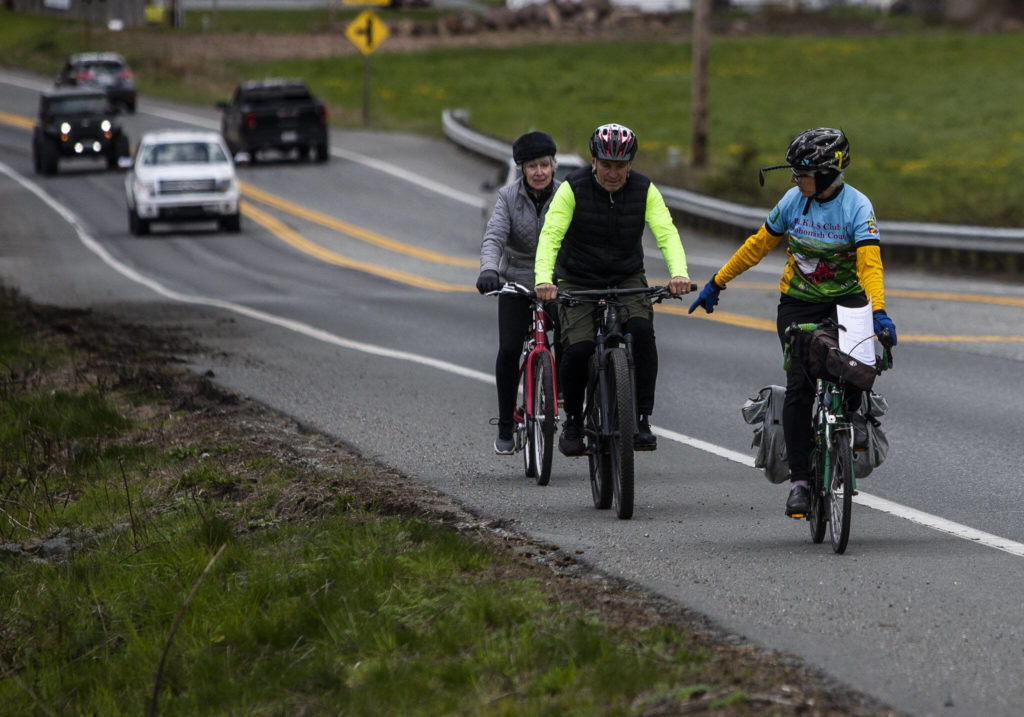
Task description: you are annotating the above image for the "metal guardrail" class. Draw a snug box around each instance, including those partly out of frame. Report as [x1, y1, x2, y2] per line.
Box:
[443, 108, 1024, 255]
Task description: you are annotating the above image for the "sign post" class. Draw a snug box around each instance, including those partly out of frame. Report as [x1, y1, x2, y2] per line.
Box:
[344, 9, 390, 125]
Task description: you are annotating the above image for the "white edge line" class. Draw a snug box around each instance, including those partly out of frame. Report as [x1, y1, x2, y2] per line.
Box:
[6, 159, 1024, 561]
[0, 161, 493, 386]
[653, 426, 1024, 558]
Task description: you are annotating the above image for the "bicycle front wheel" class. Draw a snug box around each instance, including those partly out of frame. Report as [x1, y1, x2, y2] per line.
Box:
[828, 437, 854, 554]
[521, 365, 537, 479]
[607, 348, 635, 520]
[586, 357, 612, 510]
[530, 352, 556, 486]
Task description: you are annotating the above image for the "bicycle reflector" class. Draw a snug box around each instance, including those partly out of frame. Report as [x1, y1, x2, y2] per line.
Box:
[758, 164, 792, 187]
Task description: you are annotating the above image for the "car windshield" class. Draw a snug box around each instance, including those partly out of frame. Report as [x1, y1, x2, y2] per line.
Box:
[47, 96, 110, 115]
[140, 141, 229, 166]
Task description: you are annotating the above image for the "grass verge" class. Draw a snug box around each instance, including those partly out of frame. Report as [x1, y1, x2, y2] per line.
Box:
[0, 287, 898, 715]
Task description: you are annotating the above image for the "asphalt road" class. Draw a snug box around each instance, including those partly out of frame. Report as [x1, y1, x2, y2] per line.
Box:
[2, 67, 1024, 716]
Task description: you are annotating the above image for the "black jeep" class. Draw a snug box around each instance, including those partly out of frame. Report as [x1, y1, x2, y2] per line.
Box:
[32, 88, 131, 176]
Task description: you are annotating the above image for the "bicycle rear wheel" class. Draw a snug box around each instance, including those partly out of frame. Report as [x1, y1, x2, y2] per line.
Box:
[530, 352, 556, 486]
[607, 348, 635, 520]
[585, 358, 612, 510]
[828, 437, 854, 554]
[808, 448, 827, 544]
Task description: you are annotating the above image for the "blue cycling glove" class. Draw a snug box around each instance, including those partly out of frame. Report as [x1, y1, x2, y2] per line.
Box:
[475, 270, 501, 295]
[688, 277, 724, 314]
[873, 310, 898, 346]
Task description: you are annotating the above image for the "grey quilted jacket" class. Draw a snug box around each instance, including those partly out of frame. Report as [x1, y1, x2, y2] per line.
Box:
[479, 176, 561, 287]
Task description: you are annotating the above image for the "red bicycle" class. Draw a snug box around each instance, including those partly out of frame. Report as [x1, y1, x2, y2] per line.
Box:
[489, 283, 559, 484]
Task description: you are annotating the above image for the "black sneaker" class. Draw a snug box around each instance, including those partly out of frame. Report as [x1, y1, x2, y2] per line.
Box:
[785, 484, 811, 518]
[558, 415, 584, 457]
[635, 414, 656, 451]
[493, 420, 515, 455]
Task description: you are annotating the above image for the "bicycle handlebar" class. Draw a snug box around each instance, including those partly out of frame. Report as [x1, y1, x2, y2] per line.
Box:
[557, 283, 698, 304]
[485, 282, 536, 299]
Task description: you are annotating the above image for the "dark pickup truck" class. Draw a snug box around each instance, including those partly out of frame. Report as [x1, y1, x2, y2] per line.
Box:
[32, 88, 130, 176]
[217, 79, 329, 164]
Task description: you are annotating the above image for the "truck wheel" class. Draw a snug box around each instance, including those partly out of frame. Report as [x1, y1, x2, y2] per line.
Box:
[314, 143, 329, 163]
[129, 208, 150, 237]
[107, 136, 130, 170]
[220, 213, 241, 233]
[41, 140, 59, 176]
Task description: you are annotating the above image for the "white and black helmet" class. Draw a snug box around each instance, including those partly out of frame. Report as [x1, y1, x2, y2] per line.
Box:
[589, 123, 638, 161]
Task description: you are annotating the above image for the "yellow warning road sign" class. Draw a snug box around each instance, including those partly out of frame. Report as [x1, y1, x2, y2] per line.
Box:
[345, 10, 389, 56]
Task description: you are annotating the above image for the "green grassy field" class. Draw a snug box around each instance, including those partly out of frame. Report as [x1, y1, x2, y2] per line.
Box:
[3, 8, 1023, 225]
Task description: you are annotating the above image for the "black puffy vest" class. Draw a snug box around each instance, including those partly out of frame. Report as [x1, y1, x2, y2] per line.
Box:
[554, 166, 651, 286]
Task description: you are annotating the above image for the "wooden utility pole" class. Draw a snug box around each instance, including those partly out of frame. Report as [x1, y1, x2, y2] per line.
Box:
[691, 0, 710, 169]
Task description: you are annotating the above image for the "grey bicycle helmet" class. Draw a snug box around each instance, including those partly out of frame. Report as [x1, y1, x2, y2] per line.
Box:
[589, 123, 638, 161]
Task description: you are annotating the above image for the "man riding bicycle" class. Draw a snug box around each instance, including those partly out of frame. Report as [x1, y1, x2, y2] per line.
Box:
[534, 123, 692, 457]
[688, 127, 898, 517]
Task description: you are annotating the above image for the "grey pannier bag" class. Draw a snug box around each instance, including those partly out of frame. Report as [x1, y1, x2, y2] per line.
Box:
[742, 385, 788, 484]
[850, 390, 889, 479]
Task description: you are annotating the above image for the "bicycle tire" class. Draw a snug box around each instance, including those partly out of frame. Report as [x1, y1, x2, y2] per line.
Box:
[586, 357, 612, 510]
[808, 448, 827, 544]
[828, 436, 854, 554]
[530, 352, 556, 486]
[607, 348, 635, 520]
[521, 366, 537, 479]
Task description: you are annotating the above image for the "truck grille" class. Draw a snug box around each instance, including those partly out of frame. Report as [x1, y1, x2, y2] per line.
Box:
[158, 178, 217, 195]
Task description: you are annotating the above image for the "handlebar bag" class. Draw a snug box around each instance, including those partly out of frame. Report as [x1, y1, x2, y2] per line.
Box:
[806, 327, 878, 391]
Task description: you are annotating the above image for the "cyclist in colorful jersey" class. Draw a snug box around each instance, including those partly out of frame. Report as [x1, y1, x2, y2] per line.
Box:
[534, 123, 692, 457]
[477, 131, 563, 455]
[688, 127, 898, 517]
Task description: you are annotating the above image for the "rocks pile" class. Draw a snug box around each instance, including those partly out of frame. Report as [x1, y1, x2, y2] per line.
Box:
[391, 0, 684, 38]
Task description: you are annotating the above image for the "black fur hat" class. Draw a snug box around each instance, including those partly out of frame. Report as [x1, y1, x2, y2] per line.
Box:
[512, 131, 557, 164]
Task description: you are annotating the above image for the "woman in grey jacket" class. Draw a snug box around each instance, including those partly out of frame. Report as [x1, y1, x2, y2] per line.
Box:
[476, 131, 562, 454]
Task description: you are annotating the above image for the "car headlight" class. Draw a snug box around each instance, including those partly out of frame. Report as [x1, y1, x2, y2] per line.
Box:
[100, 120, 111, 132]
[60, 122, 71, 134]
[215, 177, 237, 193]
[133, 177, 157, 198]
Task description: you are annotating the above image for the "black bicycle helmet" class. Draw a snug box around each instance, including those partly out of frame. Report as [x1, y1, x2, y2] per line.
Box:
[589, 123, 638, 161]
[785, 127, 850, 172]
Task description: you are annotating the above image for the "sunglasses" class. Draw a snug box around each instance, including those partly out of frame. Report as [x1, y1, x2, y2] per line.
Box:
[791, 169, 815, 179]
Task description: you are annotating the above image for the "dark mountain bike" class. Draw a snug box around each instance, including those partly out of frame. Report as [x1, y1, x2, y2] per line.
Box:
[558, 285, 687, 519]
[785, 318, 894, 553]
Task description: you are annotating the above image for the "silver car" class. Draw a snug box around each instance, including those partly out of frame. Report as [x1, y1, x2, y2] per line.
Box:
[124, 130, 240, 236]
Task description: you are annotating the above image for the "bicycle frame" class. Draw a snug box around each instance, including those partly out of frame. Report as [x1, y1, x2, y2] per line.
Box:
[812, 378, 855, 492]
[516, 300, 558, 429]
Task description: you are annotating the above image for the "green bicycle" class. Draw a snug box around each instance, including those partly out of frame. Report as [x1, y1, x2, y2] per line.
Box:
[785, 319, 894, 554]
